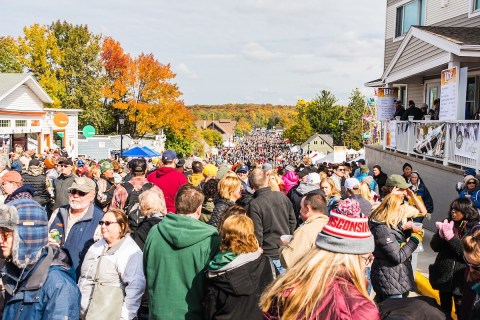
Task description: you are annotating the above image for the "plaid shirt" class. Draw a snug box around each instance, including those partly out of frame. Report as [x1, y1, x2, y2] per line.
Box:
[109, 176, 161, 211]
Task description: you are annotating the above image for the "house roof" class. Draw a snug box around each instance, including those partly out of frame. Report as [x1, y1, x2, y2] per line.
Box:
[365, 26, 480, 86]
[195, 119, 237, 137]
[301, 133, 333, 149]
[0, 73, 53, 104]
[417, 26, 480, 46]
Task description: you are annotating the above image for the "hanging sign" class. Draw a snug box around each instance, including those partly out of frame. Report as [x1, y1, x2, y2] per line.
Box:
[376, 88, 398, 120]
[439, 67, 458, 120]
[82, 125, 96, 138]
[53, 112, 69, 127]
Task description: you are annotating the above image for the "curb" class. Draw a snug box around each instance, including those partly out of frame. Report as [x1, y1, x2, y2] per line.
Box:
[415, 271, 456, 320]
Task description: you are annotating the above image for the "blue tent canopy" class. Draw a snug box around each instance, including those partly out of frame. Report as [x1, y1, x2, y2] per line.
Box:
[121, 146, 160, 158]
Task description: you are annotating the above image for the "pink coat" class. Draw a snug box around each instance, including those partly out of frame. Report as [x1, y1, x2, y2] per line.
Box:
[282, 171, 299, 194]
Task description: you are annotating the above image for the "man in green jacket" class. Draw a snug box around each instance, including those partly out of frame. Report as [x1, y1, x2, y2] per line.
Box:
[144, 184, 220, 320]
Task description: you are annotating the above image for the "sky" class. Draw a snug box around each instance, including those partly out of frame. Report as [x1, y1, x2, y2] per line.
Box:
[1, 0, 386, 106]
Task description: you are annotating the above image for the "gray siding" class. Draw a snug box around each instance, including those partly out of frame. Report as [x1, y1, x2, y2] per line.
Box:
[387, 0, 404, 6]
[390, 37, 446, 75]
[407, 83, 424, 104]
[384, 38, 402, 71]
[432, 12, 480, 27]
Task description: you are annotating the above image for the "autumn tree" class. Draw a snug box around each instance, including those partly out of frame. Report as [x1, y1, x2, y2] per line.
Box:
[283, 114, 312, 145]
[50, 21, 106, 130]
[343, 88, 366, 150]
[235, 118, 252, 136]
[19, 23, 63, 107]
[0, 36, 23, 72]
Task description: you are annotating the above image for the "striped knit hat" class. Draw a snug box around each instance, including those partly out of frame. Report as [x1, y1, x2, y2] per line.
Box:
[316, 198, 374, 254]
[0, 199, 48, 268]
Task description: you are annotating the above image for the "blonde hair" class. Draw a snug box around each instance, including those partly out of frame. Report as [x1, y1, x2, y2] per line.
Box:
[90, 166, 101, 179]
[319, 171, 327, 181]
[369, 193, 405, 229]
[220, 215, 258, 254]
[218, 176, 242, 200]
[139, 189, 167, 216]
[463, 228, 480, 281]
[260, 248, 370, 319]
[359, 182, 374, 204]
[320, 177, 341, 198]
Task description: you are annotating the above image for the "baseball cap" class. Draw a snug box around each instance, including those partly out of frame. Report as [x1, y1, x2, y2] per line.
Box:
[176, 158, 186, 168]
[100, 161, 114, 173]
[58, 158, 73, 166]
[345, 178, 360, 190]
[237, 165, 249, 173]
[356, 159, 366, 165]
[1, 171, 23, 183]
[162, 150, 177, 162]
[386, 174, 411, 189]
[203, 164, 218, 177]
[77, 159, 85, 167]
[464, 168, 476, 176]
[68, 177, 96, 193]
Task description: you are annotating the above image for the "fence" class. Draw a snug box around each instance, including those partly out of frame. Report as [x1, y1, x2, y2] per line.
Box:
[382, 119, 480, 173]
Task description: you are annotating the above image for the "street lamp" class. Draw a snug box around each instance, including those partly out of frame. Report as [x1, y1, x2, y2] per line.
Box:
[119, 113, 126, 158]
[339, 116, 344, 146]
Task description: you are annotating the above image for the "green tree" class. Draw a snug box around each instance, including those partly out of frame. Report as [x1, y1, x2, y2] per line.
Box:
[305, 90, 342, 141]
[50, 20, 107, 131]
[235, 118, 252, 137]
[201, 129, 223, 147]
[283, 114, 312, 145]
[343, 88, 366, 149]
[0, 36, 23, 72]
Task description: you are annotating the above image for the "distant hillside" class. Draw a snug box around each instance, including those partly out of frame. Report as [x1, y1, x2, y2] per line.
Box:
[188, 104, 297, 129]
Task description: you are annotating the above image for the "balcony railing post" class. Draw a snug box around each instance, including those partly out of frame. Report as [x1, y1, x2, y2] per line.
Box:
[382, 121, 387, 150]
[443, 122, 450, 166]
[406, 122, 411, 156]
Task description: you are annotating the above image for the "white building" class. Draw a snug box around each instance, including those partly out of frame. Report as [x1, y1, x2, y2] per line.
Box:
[0, 73, 81, 157]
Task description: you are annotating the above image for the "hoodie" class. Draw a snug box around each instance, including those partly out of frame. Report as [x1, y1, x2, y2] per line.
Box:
[144, 213, 220, 320]
[282, 171, 299, 194]
[147, 166, 187, 213]
[204, 250, 276, 320]
[188, 172, 204, 186]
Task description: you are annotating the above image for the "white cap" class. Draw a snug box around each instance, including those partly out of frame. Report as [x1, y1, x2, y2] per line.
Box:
[345, 177, 360, 190]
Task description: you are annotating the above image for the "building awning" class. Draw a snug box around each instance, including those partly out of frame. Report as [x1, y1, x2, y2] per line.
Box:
[365, 26, 480, 87]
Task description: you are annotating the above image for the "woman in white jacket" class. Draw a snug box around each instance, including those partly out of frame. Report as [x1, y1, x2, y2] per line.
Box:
[78, 208, 145, 320]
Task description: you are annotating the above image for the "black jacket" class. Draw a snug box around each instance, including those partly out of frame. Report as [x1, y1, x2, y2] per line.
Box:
[374, 172, 388, 192]
[22, 167, 49, 206]
[204, 254, 275, 320]
[52, 173, 76, 211]
[429, 220, 476, 293]
[247, 187, 296, 259]
[288, 184, 324, 226]
[401, 106, 424, 121]
[209, 198, 235, 228]
[369, 220, 418, 296]
[131, 215, 164, 251]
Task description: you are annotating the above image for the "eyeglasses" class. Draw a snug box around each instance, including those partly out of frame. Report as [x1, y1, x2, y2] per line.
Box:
[464, 256, 480, 271]
[362, 255, 374, 267]
[99, 221, 119, 227]
[69, 189, 88, 197]
[0, 228, 13, 241]
[338, 169, 345, 172]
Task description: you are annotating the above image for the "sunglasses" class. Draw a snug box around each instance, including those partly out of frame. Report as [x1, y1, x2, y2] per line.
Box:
[467, 181, 477, 185]
[69, 189, 88, 197]
[99, 221, 119, 227]
[464, 256, 480, 271]
[59, 164, 71, 168]
[0, 228, 13, 241]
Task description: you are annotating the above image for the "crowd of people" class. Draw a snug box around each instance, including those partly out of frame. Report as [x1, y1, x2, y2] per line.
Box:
[0, 131, 479, 319]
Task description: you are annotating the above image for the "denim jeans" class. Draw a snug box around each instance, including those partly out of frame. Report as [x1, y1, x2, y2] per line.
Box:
[272, 258, 286, 274]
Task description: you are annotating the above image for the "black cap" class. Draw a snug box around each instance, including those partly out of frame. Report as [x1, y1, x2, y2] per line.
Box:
[58, 158, 73, 166]
[28, 159, 40, 167]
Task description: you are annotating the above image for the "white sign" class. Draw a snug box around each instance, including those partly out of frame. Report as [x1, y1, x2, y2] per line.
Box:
[333, 146, 347, 163]
[376, 88, 398, 120]
[454, 123, 479, 160]
[439, 67, 458, 120]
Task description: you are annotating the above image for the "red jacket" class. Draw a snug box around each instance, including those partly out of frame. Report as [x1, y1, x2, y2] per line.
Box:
[265, 276, 380, 320]
[147, 166, 187, 213]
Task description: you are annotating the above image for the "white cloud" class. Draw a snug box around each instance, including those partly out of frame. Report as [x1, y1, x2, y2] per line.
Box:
[174, 63, 198, 79]
[241, 42, 281, 61]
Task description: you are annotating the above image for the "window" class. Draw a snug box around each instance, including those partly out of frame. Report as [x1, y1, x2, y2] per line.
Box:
[15, 120, 27, 127]
[313, 141, 318, 145]
[395, 0, 425, 38]
[321, 141, 325, 145]
[0, 120, 10, 127]
[475, 0, 480, 11]
[31, 120, 40, 127]
[466, 77, 476, 120]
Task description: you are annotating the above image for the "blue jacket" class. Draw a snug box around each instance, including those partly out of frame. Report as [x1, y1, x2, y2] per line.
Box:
[49, 204, 103, 279]
[413, 181, 434, 213]
[2, 246, 81, 320]
[460, 188, 480, 209]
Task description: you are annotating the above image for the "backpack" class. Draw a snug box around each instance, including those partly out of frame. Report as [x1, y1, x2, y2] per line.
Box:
[123, 182, 154, 232]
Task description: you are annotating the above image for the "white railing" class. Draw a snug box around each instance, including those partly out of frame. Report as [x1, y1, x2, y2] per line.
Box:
[382, 120, 480, 173]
